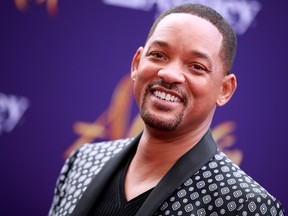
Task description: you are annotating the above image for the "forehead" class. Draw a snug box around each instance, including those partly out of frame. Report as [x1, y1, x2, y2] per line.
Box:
[147, 13, 223, 53]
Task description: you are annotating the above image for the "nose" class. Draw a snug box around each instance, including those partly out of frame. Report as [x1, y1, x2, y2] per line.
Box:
[157, 62, 185, 84]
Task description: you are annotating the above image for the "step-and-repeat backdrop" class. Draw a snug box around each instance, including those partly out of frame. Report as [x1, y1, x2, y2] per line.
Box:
[1, 0, 287, 214]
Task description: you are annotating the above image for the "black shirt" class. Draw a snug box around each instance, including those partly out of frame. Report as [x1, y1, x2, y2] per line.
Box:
[88, 157, 153, 216]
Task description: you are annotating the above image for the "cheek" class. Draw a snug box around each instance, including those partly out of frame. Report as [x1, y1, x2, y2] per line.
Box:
[186, 77, 209, 96]
[137, 62, 158, 80]
[133, 63, 158, 98]
[133, 77, 148, 109]
[133, 80, 142, 106]
[186, 78, 221, 106]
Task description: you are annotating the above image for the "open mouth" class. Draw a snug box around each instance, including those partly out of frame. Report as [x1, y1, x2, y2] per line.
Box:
[153, 90, 181, 102]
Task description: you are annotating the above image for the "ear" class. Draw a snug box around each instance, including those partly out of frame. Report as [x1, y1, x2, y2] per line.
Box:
[131, 47, 143, 81]
[216, 74, 237, 107]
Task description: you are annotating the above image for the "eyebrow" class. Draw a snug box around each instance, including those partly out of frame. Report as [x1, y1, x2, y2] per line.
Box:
[147, 40, 170, 50]
[191, 50, 213, 71]
[190, 50, 212, 64]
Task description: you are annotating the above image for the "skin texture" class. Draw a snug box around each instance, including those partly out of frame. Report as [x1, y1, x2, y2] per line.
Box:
[132, 13, 236, 139]
[125, 13, 237, 201]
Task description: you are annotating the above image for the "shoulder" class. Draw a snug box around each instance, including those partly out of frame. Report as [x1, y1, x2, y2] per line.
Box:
[65, 137, 135, 176]
[48, 137, 134, 216]
[200, 151, 285, 215]
[209, 151, 285, 215]
[75, 137, 135, 158]
[58, 137, 134, 175]
[156, 151, 285, 215]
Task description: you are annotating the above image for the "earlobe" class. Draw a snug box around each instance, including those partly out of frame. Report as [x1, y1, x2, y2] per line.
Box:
[216, 74, 237, 107]
[131, 47, 143, 81]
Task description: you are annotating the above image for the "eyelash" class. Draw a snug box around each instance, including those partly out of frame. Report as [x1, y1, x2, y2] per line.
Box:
[190, 64, 207, 72]
[149, 51, 166, 59]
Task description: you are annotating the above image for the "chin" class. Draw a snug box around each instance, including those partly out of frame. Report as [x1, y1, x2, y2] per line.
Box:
[141, 112, 183, 132]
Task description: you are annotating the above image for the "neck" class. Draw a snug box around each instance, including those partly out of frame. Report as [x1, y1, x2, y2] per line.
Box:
[124, 125, 210, 200]
[140, 128, 205, 160]
[131, 123, 210, 178]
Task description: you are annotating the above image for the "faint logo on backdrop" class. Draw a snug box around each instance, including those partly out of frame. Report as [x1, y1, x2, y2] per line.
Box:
[13, 0, 59, 16]
[0, 93, 30, 136]
[66, 76, 243, 165]
[102, 0, 261, 35]
[13, 0, 261, 35]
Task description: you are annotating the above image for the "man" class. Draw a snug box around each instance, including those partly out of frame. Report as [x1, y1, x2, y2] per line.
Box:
[48, 3, 285, 216]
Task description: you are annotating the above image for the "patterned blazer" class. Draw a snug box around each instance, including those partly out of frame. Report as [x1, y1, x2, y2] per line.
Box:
[48, 130, 285, 216]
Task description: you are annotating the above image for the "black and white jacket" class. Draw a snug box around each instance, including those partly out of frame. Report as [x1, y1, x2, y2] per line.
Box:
[48, 130, 285, 216]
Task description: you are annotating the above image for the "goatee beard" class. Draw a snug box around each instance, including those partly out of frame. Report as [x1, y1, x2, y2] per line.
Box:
[140, 80, 187, 131]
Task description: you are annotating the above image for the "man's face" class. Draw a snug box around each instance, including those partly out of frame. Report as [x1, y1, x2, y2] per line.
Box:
[131, 13, 233, 135]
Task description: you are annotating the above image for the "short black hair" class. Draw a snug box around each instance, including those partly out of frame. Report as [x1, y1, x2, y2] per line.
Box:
[146, 4, 237, 74]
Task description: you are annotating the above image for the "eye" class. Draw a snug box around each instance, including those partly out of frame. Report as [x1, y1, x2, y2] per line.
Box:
[189, 63, 209, 73]
[193, 64, 205, 71]
[149, 51, 166, 60]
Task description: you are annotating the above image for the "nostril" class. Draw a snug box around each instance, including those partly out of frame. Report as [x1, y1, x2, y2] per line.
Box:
[158, 68, 185, 84]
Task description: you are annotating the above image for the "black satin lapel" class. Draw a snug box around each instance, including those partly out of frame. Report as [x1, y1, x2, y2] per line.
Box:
[135, 130, 217, 216]
[70, 133, 142, 216]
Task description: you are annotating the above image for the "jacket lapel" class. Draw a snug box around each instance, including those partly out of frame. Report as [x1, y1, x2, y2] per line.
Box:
[70, 133, 141, 216]
[70, 130, 217, 216]
[135, 130, 217, 216]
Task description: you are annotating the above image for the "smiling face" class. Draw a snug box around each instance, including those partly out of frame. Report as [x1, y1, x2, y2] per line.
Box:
[131, 13, 236, 135]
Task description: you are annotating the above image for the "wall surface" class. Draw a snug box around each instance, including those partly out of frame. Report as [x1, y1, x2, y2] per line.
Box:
[0, 0, 287, 215]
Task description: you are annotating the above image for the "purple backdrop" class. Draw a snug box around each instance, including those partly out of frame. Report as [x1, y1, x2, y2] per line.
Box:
[0, 0, 287, 215]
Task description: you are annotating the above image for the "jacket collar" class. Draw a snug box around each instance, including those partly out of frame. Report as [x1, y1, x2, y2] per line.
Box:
[70, 130, 217, 216]
[136, 129, 217, 216]
[70, 133, 142, 216]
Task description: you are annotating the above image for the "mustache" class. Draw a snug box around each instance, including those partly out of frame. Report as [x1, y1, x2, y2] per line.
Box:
[147, 79, 180, 90]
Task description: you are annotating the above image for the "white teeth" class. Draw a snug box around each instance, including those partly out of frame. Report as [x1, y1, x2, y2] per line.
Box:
[154, 91, 180, 102]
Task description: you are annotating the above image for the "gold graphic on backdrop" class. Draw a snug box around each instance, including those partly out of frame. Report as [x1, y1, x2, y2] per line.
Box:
[65, 75, 243, 165]
[212, 121, 242, 165]
[14, 0, 58, 16]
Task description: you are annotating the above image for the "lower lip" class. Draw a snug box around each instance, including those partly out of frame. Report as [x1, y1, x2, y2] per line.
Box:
[150, 94, 181, 110]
